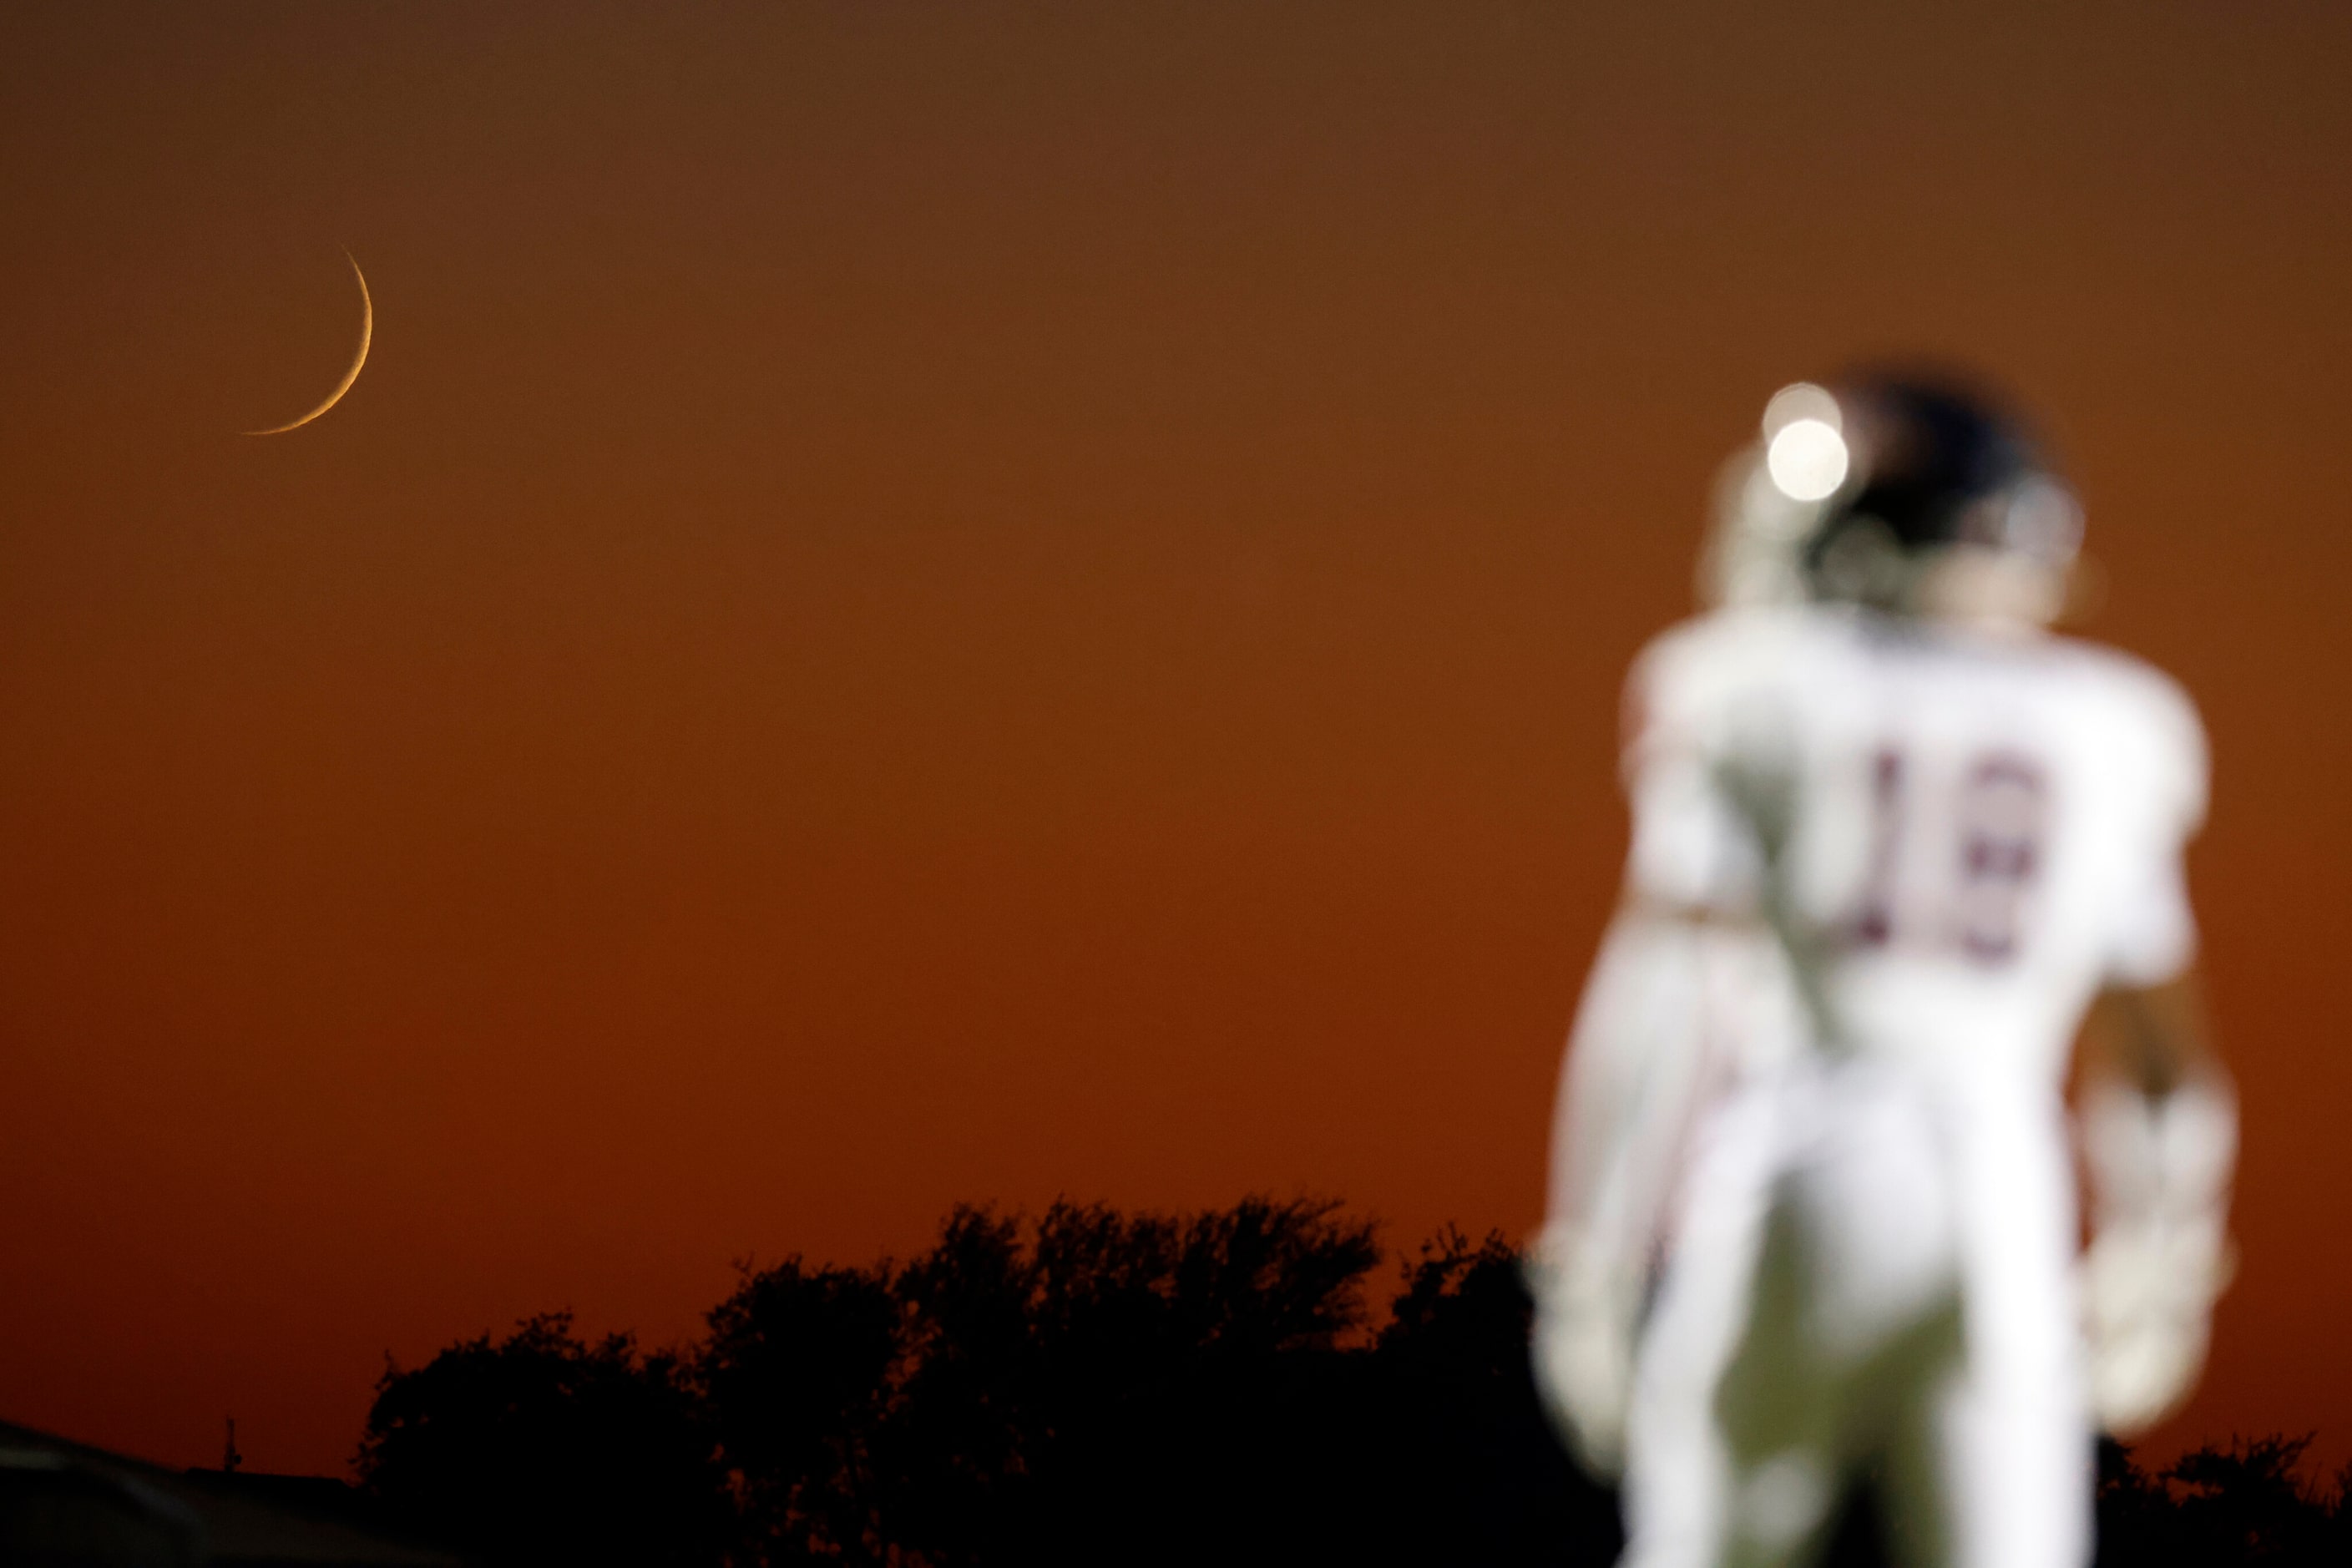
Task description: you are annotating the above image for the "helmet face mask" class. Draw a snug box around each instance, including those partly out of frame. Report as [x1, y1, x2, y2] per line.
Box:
[1809, 513, 1912, 612]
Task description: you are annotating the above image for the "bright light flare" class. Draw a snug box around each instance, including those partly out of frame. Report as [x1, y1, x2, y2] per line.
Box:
[1766, 417, 1849, 501]
[1763, 382, 1842, 438]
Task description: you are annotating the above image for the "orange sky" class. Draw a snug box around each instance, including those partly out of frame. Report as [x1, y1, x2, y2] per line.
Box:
[3, 3, 2349, 1478]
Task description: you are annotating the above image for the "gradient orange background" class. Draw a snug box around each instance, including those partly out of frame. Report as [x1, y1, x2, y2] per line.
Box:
[3, 3, 2348, 1478]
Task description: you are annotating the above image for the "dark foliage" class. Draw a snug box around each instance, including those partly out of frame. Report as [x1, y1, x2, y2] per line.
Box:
[355, 1201, 2340, 1568]
[2096, 1434, 2352, 1568]
[699, 1257, 899, 1561]
[871, 1196, 1389, 1567]
[357, 1313, 730, 1568]
[1368, 1225, 1616, 1564]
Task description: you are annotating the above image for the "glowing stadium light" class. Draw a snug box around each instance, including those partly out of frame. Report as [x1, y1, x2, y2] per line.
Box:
[1766, 417, 1849, 500]
[1763, 382, 1842, 438]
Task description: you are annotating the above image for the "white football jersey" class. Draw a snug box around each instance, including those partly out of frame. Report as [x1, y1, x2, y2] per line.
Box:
[1621, 603, 2207, 1100]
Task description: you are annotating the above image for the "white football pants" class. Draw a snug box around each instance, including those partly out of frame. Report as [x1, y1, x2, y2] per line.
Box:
[1619, 1064, 2093, 1568]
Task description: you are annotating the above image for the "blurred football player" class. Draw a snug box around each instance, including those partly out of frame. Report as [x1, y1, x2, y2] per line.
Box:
[1530, 374, 2234, 1568]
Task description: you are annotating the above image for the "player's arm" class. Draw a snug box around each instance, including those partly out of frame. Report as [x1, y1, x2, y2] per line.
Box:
[2076, 946, 2234, 1445]
[2080, 969, 2220, 1099]
[1541, 899, 1727, 1247]
[1531, 642, 1756, 1474]
[1530, 903, 1714, 1476]
[1540, 647, 1804, 1266]
[2073, 670, 2235, 1437]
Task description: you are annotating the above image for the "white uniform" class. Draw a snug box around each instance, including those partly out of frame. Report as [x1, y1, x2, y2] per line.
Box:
[1565, 604, 2207, 1568]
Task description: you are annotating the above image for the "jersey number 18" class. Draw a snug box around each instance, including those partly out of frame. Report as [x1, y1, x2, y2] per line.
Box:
[1852, 746, 2047, 964]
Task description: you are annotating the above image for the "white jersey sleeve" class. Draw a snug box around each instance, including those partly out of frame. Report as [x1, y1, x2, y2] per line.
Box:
[1618, 615, 1783, 914]
[2087, 661, 2208, 988]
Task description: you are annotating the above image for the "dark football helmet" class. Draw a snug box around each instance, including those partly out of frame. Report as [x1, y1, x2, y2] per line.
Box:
[1700, 372, 2081, 616]
[1798, 373, 2081, 605]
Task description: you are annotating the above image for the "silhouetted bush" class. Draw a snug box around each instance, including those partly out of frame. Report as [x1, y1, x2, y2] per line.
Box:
[2096, 1434, 2350, 1568]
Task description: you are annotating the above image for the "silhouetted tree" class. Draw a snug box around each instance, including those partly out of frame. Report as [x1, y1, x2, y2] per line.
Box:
[1367, 1225, 1616, 1565]
[698, 1259, 899, 1565]
[351, 1201, 2350, 1568]
[866, 1205, 1034, 1565]
[874, 1196, 1385, 1566]
[357, 1312, 729, 1568]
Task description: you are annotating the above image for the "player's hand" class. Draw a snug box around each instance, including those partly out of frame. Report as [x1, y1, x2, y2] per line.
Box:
[2079, 1076, 2236, 1437]
[2082, 1214, 2231, 1436]
[1526, 1232, 1640, 1478]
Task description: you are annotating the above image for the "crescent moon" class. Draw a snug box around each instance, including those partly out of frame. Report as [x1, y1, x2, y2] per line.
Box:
[243, 250, 372, 436]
